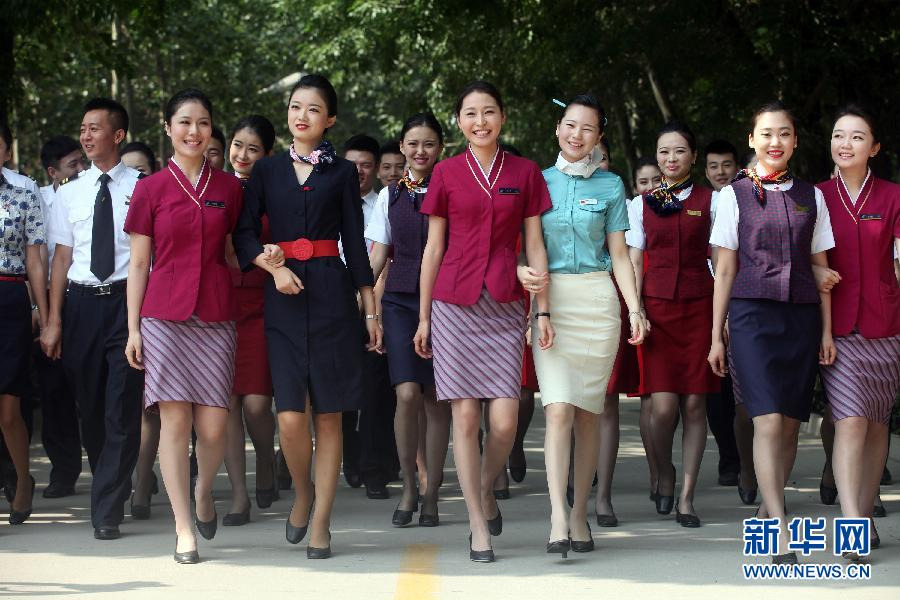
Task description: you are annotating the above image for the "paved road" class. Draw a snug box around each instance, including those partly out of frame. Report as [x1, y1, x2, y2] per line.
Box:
[1, 397, 897, 599]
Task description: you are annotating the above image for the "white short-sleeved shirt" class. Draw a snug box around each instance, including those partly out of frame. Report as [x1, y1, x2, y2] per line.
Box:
[364, 186, 392, 245]
[708, 180, 835, 254]
[624, 185, 718, 250]
[39, 184, 60, 270]
[48, 161, 141, 284]
[2, 166, 40, 197]
[339, 189, 379, 262]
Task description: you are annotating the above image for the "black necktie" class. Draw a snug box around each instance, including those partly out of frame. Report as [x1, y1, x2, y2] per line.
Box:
[90, 173, 115, 281]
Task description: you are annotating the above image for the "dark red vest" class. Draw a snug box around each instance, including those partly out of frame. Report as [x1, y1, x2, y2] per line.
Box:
[642, 185, 714, 300]
[385, 182, 429, 294]
[819, 176, 900, 337]
[731, 177, 819, 304]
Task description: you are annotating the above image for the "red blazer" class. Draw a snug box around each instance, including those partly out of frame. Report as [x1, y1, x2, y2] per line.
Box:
[124, 160, 243, 322]
[641, 185, 714, 300]
[818, 176, 900, 338]
[421, 147, 551, 305]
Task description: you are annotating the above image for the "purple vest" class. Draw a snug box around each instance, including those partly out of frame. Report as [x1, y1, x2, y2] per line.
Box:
[731, 177, 819, 304]
[385, 182, 429, 294]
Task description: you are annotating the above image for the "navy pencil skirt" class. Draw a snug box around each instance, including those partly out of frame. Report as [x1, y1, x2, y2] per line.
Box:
[382, 291, 434, 389]
[728, 298, 820, 421]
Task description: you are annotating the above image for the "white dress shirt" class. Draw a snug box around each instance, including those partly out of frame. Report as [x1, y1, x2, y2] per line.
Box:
[39, 183, 62, 270]
[709, 180, 835, 254]
[364, 186, 393, 245]
[625, 185, 718, 250]
[339, 188, 380, 261]
[48, 161, 141, 284]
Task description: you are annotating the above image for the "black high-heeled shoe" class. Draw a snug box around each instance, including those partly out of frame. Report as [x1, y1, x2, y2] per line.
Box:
[307, 532, 332, 559]
[174, 535, 200, 564]
[870, 518, 880, 549]
[195, 497, 218, 540]
[738, 486, 758, 505]
[486, 507, 503, 536]
[392, 499, 418, 527]
[469, 533, 495, 563]
[493, 488, 511, 500]
[418, 512, 440, 527]
[819, 465, 838, 505]
[546, 538, 570, 558]
[570, 521, 595, 553]
[675, 501, 701, 528]
[8, 475, 35, 525]
[131, 492, 150, 520]
[222, 501, 251, 526]
[656, 465, 675, 515]
[286, 494, 315, 544]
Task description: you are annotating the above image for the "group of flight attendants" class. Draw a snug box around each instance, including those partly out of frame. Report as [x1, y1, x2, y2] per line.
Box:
[0, 74, 896, 567]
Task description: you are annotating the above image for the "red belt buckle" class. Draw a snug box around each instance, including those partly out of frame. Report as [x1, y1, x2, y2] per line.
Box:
[291, 238, 314, 261]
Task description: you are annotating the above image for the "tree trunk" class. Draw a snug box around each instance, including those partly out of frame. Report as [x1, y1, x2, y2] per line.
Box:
[644, 59, 674, 122]
[0, 14, 14, 125]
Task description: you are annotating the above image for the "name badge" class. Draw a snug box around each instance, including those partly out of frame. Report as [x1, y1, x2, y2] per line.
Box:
[205, 200, 226, 209]
[859, 213, 882, 221]
[686, 209, 702, 216]
[794, 205, 811, 213]
[414, 187, 428, 194]
[579, 198, 598, 206]
[499, 187, 520, 195]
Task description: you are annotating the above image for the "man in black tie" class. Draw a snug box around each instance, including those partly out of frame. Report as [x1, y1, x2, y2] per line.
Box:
[41, 98, 144, 540]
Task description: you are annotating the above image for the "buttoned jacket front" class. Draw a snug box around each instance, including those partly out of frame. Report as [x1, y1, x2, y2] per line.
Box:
[124, 160, 243, 322]
[421, 148, 551, 306]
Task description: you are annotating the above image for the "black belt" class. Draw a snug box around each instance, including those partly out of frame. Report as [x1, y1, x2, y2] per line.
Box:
[68, 280, 127, 296]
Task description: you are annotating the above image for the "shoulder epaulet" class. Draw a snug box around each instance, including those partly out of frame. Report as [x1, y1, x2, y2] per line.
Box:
[59, 171, 80, 186]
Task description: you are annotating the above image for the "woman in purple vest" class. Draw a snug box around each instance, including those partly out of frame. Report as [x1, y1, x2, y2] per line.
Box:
[366, 113, 451, 528]
[709, 101, 837, 564]
[817, 105, 899, 555]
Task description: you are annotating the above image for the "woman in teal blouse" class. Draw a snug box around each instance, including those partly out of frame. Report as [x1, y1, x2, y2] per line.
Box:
[529, 94, 646, 556]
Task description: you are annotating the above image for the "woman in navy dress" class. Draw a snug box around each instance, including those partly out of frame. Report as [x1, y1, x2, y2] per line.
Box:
[232, 74, 380, 559]
[709, 102, 836, 564]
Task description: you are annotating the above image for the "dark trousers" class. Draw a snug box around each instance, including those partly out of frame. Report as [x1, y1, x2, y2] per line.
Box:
[343, 351, 397, 487]
[62, 289, 143, 528]
[33, 343, 82, 485]
[706, 373, 740, 476]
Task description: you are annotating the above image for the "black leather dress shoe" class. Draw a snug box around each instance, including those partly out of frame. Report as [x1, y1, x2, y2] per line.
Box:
[469, 533, 495, 563]
[307, 532, 332, 559]
[343, 465, 362, 489]
[570, 522, 595, 553]
[43, 480, 76, 499]
[881, 466, 892, 486]
[419, 512, 440, 527]
[256, 485, 279, 509]
[195, 510, 218, 540]
[596, 514, 618, 528]
[487, 508, 503, 536]
[174, 536, 200, 564]
[718, 472, 740, 486]
[873, 503, 887, 518]
[222, 505, 250, 526]
[365, 483, 390, 499]
[94, 525, 121, 540]
[738, 486, 758, 505]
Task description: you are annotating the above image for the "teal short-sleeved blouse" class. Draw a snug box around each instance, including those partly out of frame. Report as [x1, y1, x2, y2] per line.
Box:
[541, 165, 630, 274]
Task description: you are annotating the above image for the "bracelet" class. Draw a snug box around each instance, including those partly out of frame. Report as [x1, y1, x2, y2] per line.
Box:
[534, 312, 551, 320]
[31, 304, 38, 311]
[364, 314, 380, 320]
[628, 311, 642, 318]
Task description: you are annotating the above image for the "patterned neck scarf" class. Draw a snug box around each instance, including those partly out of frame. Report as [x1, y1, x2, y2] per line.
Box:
[393, 172, 430, 204]
[732, 167, 792, 206]
[289, 140, 336, 173]
[643, 175, 693, 216]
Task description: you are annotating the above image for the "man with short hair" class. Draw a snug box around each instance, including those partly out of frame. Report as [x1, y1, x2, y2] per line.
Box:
[41, 98, 144, 540]
[206, 126, 226, 170]
[377, 140, 405, 189]
[704, 139, 739, 192]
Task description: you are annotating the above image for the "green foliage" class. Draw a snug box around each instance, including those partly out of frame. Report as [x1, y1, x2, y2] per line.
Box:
[5, 0, 899, 187]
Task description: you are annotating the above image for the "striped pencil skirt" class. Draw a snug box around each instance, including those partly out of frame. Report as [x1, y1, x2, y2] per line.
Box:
[431, 288, 526, 401]
[141, 315, 237, 411]
[820, 333, 900, 424]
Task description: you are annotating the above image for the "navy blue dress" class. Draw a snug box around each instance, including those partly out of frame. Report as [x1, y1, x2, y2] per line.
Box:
[233, 152, 374, 413]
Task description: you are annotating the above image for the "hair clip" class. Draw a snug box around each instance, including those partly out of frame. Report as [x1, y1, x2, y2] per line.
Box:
[552, 98, 567, 108]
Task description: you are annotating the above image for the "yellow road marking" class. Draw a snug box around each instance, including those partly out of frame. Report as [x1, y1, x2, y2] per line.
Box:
[395, 543, 439, 600]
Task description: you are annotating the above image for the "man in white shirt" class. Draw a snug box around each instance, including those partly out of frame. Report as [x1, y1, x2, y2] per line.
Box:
[0, 124, 40, 198]
[40, 98, 144, 541]
[31, 135, 87, 498]
[341, 134, 397, 500]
